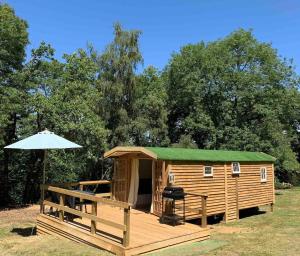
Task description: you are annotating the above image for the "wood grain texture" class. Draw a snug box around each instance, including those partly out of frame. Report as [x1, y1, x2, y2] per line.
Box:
[37, 205, 209, 256]
[111, 155, 275, 224]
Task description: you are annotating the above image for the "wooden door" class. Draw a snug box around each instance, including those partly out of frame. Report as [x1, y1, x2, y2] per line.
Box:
[112, 158, 131, 202]
[153, 160, 165, 216]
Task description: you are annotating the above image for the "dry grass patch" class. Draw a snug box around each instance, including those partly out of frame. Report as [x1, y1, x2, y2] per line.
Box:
[0, 205, 111, 256]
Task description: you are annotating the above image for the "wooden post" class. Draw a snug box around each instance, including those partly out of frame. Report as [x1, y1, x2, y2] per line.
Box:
[112, 158, 116, 200]
[59, 194, 65, 221]
[270, 203, 274, 212]
[91, 201, 97, 234]
[123, 206, 131, 247]
[271, 163, 275, 205]
[224, 163, 228, 223]
[40, 185, 45, 213]
[79, 184, 83, 211]
[235, 176, 239, 220]
[109, 182, 112, 199]
[201, 196, 207, 228]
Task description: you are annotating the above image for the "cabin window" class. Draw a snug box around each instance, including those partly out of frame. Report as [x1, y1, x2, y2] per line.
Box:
[168, 171, 175, 184]
[203, 166, 213, 177]
[232, 162, 241, 174]
[260, 167, 267, 182]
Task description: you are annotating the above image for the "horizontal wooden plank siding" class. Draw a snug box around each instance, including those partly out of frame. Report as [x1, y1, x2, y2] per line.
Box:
[168, 161, 274, 221]
[110, 152, 275, 224]
[226, 162, 274, 221]
[168, 162, 226, 219]
[237, 163, 274, 209]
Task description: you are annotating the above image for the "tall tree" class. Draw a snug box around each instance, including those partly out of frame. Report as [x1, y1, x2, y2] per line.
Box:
[98, 23, 143, 147]
[165, 29, 300, 181]
[16, 44, 108, 203]
[0, 4, 29, 206]
[132, 66, 169, 146]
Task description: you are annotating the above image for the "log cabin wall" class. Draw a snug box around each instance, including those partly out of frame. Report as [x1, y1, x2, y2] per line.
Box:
[111, 155, 275, 222]
[152, 160, 168, 216]
[225, 162, 275, 221]
[166, 161, 275, 222]
[111, 157, 131, 202]
[167, 161, 226, 220]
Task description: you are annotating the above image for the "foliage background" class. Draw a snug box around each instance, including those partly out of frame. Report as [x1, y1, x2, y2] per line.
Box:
[0, 4, 299, 206]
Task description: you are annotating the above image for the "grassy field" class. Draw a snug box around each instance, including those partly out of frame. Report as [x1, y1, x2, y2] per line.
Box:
[0, 187, 299, 256]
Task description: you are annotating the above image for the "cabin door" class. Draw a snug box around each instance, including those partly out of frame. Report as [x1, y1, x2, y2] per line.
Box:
[152, 160, 164, 216]
[133, 159, 153, 211]
[112, 158, 131, 202]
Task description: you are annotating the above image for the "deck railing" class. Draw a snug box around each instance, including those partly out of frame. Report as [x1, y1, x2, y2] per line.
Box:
[185, 192, 208, 228]
[40, 183, 131, 247]
[44, 180, 112, 197]
[174, 192, 208, 228]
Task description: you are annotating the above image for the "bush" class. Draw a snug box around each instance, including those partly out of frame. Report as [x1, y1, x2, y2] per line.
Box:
[275, 179, 293, 189]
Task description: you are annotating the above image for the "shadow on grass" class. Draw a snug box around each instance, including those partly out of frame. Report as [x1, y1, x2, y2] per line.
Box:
[239, 207, 266, 219]
[187, 207, 267, 225]
[186, 215, 224, 226]
[11, 227, 36, 237]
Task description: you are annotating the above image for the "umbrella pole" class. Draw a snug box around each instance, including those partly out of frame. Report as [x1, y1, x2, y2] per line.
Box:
[40, 150, 47, 213]
[43, 150, 47, 184]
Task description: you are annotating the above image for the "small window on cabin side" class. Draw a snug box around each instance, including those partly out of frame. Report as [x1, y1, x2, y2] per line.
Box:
[260, 167, 267, 182]
[168, 171, 175, 184]
[204, 166, 213, 177]
[232, 162, 240, 174]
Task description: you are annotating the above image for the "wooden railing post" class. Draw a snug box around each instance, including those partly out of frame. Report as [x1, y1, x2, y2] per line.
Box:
[59, 194, 65, 221]
[91, 201, 97, 234]
[270, 203, 274, 212]
[109, 182, 112, 199]
[79, 184, 84, 212]
[201, 195, 207, 228]
[123, 206, 131, 247]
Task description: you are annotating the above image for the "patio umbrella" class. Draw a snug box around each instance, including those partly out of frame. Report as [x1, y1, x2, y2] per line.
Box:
[4, 129, 82, 185]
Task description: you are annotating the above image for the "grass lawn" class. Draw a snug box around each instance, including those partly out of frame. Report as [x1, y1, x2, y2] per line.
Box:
[0, 187, 299, 255]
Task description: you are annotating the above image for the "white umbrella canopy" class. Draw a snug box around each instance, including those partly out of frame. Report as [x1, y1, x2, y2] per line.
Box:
[5, 129, 82, 150]
[4, 129, 82, 184]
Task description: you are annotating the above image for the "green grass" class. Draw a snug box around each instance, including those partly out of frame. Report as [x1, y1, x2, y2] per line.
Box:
[151, 187, 300, 256]
[0, 188, 299, 255]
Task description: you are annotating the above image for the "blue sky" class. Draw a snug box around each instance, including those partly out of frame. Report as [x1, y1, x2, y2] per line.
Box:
[5, 0, 300, 73]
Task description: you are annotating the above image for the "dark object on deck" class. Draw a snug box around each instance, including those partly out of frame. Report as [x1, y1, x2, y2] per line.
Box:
[161, 187, 185, 225]
[162, 187, 185, 200]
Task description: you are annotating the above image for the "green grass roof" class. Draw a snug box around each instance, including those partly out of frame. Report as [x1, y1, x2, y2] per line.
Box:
[145, 147, 275, 162]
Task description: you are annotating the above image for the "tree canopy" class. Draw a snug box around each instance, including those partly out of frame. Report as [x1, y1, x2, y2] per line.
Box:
[0, 4, 299, 206]
[165, 29, 300, 179]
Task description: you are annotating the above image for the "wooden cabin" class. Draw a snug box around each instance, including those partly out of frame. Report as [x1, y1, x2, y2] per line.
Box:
[105, 146, 276, 222]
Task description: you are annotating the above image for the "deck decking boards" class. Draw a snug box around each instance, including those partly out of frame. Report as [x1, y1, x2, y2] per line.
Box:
[37, 204, 210, 255]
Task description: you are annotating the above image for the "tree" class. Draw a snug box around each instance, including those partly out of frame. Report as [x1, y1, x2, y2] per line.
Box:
[16, 44, 108, 203]
[97, 23, 143, 147]
[165, 29, 300, 181]
[0, 4, 29, 206]
[131, 66, 169, 146]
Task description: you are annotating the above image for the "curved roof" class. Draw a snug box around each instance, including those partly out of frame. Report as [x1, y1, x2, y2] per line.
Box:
[104, 146, 275, 162]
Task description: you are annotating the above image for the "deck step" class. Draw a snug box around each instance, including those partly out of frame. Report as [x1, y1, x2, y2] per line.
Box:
[37, 214, 125, 255]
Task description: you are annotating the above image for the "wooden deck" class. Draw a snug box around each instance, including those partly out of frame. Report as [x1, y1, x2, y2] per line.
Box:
[37, 204, 210, 255]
